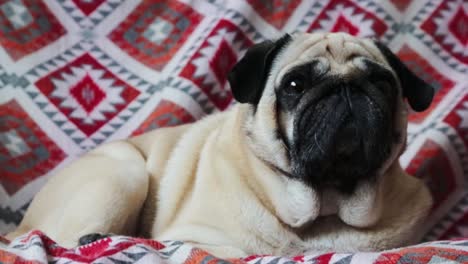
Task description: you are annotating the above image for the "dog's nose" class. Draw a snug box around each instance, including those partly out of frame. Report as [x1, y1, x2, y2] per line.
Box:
[335, 123, 359, 156]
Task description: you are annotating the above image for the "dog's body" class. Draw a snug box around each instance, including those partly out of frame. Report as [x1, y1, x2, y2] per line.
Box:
[8, 33, 434, 258]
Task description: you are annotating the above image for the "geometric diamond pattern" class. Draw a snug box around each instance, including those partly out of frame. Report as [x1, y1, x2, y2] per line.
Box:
[69, 74, 106, 115]
[209, 40, 238, 86]
[0, 0, 66, 61]
[420, 0, 468, 64]
[449, 6, 468, 46]
[180, 19, 253, 110]
[0, 130, 31, 157]
[108, 0, 203, 71]
[246, 0, 302, 29]
[439, 206, 468, 240]
[132, 100, 195, 136]
[307, 0, 389, 38]
[55, 0, 122, 28]
[142, 18, 174, 45]
[376, 245, 468, 264]
[331, 14, 360, 35]
[0, 99, 65, 196]
[406, 139, 457, 211]
[444, 94, 468, 147]
[35, 54, 140, 138]
[1, 0, 33, 30]
[2, 230, 468, 263]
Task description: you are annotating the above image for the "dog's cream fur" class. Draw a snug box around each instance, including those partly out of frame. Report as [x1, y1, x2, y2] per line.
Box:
[7, 33, 432, 258]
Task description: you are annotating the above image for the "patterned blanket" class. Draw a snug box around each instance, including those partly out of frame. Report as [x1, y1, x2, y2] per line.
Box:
[1, 231, 468, 264]
[0, 0, 467, 263]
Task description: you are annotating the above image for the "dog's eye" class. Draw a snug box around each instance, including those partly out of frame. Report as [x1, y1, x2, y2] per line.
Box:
[284, 78, 305, 94]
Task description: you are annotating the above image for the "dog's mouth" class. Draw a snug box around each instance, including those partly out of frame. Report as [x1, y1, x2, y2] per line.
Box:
[289, 83, 394, 194]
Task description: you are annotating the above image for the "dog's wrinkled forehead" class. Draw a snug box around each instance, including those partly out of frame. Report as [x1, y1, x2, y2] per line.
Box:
[228, 32, 433, 111]
[272, 33, 390, 85]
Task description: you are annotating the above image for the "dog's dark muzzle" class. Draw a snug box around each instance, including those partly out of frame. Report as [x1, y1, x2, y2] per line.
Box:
[290, 81, 395, 194]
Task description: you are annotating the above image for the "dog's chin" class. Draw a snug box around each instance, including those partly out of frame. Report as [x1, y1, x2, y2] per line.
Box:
[290, 93, 394, 194]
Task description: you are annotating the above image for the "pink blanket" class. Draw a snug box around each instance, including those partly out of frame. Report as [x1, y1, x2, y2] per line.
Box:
[0, 0, 467, 262]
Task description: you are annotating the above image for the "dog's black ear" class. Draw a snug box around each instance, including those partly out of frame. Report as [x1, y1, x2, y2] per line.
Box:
[228, 34, 292, 104]
[374, 41, 434, 112]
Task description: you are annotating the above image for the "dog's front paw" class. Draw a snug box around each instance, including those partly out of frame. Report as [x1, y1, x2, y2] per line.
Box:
[78, 233, 111, 246]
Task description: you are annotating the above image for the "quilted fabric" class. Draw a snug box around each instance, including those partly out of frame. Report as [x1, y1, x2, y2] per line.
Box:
[0, 0, 467, 262]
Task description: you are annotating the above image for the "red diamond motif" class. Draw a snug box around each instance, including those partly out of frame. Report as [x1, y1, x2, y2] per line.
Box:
[109, 0, 202, 71]
[132, 100, 195, 136]
[421, 2, 468, 64]
[247, 0, 301, 29]
[210, 40, 237, 86]
[444, 94, 468, 147]
[70, 74, 106, 114]
[0, 0, 66, 61]
[71, 0, 106, 15]
[180, 19, 253, 110]
[0, 100, 66, 195]
[330, 15, 359, 35]
[308, 0, 388, 38]
[449, 7, 468, 46]
[406, 140, 456, 211]
[35, 54, 140, 137]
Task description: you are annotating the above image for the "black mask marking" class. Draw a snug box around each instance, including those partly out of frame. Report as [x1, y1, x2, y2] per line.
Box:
[276, 61, 399, 194]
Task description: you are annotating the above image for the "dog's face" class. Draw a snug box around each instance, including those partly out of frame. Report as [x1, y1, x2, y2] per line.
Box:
[228, 33, 433, 197]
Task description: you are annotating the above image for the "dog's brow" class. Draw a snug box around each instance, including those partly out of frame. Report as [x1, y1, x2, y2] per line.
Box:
[279, 61, 325, 85]
[356, 39, 382, 61]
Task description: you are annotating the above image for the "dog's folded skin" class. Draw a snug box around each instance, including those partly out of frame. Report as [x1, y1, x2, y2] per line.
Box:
[8, 33, 434, 258]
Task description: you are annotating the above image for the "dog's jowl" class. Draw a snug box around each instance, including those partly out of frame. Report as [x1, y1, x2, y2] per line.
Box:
[8, 33, 434, 258]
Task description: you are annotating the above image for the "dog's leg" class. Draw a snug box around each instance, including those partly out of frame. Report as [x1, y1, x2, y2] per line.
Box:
[7, 141, 149, 248]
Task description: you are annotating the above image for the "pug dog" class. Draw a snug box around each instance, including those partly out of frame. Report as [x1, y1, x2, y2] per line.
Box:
[7, 32, 434, 258]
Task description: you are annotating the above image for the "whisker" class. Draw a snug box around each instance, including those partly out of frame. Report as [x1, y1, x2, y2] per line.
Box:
[314, 133, 325, 155]
[345, 86, 353, 110]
